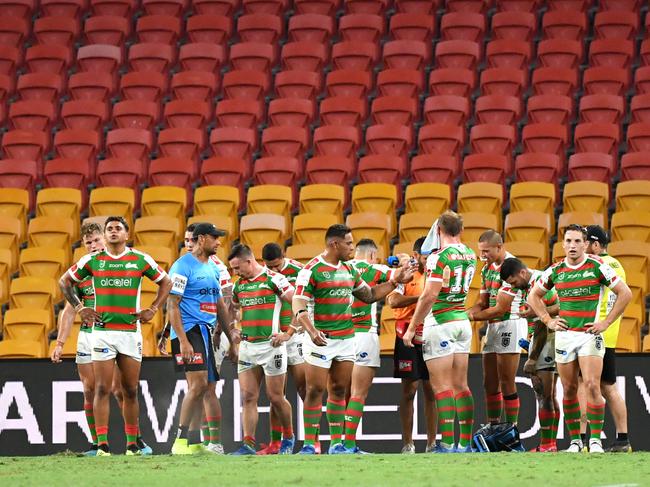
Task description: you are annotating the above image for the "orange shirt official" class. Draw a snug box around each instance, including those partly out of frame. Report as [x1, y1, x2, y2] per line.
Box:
[390, 270, 425, 345]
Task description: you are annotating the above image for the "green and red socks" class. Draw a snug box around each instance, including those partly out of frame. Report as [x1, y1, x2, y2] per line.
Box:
[96, 425, 109, 451]
[486, 392, 503, 424]
[343, 397, 365, 449]
[271, 424, 282, 445]
[563, 398, 582, 441]
[282, 425, 294, 440]
[326, 399, 346, 445]
[243, 435, 256, 450]
[455, 390, 474, 448]
[436, 390, 455, 448]
[587, 402, 605, 440]
[552, 409, 560, 442]
[125, 424, 138, 450]
[84, 402, 97, 445]
[539, 408, 555, 447]
[303, 404, 322, 446]
[504, 393, 520, 424]
[208, 416, 221, 445]
[201, 418, 210, 446]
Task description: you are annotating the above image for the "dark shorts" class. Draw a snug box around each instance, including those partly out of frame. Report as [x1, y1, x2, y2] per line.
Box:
[172, 324, 219, 383]
[393, 336, 429, 381]
[601, 347, 616, 385]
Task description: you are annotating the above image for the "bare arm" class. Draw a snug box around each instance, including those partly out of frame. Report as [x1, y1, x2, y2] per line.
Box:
[467, 292, 489, 316]
[528, 321, 548, 361]
[528, 284, 567, 331]
[216, 297, 240, 344]
[409, 280, 442, 331]
[58, 272, 100, 324]
[469, 291, 515, 322]
[292, 296, 326, 345]
[386, 292, 419, 309]
[352, 281, 398, 304]
[51, 303, 76, 363]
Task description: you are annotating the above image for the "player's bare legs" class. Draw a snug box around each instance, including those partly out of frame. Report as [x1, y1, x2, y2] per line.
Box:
[301, 363, 329, 450]
[265, 374, 293, 445]
[450, 353, 473, 451]
[78, 364, 97, 449]
[578, 355, 606, 452]
[116, 355, 142, 453]
[92, 358, 116, 453]
[422, 380, 438, 449]
[557, 360, 585, 451]
[177, 370, 209, 451]
[326, 361, 353, 450]
[482, 352, 501, 423]
[536, 371, 559, 451]
[426, 354, 455, 449]
[202, 388, 223, 450]
[497, 353, 520, 424]
[343, 365, 375, 451]
[239, 367, 263, 450]
[400, 379, 419, 448]
[601, 382, 628, 449]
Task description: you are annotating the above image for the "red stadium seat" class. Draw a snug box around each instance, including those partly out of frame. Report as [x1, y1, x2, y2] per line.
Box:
[574, 123, 620, 158]
[626, 123, 650, 153]
[33, 16, 78, 47]
[179, 43, 226, 73]
[537, 39, 582, 69]
[41, 0, 85, 17]
[186, 14, 231, 44]
[158, 128, 205, 166]
[462, 154, 507, 186]
[149, 158, 195, 206]
[136, 15, 181, 44]
[91, 0, 136, 16]
[439, 12, 485, 42]
[84, 15, 130, 45]
[215, 98, 263, 128]
[260, 126, 308, 159]
[238, 13, 283, 44]
[222, 70, 269, 101]
[281, 41, 329, 72]
[377, 69, 423, 98]
[113, 100, 159, 130]
[470, 124, 516, 169]
[242, 0, 286, 14]
[230, 42, 275, 73]
[339, 13, 384, 43]
[164, 100, 211, 129]
[640, 41, 650, 67]
[142, 0, 187, 16]
[583, 67, 629, 96]
[418, 124, 464, 160]
[480, 68, 526, 96]
[313, 126, 360, 159]
[209, 127, 257, 160]
[128, 42, 175, 73]
[366, 124, 413, 162]
[371, 95, 418, 126]
[120, 71, 167, 102]
[383, 40, 430, 71]
[253, 156, 302, 187]
[589, 39, 634, 69]
[2, 130, 48, 161]
[395, 0, 439, 13]
[171, 71, 218, 101]
[305, 155, 355, 185]
[531, 67, 578, 96]
[0, 0, 35, 20]
[200, 156, 249, 207]
[474, 95, 521, 125]
[635, 66, 650, 94]
[25, 45, 71, 75]
[423, 95, 469, 125]
[435, 40, 480, 70]
[275, 70, 321, 100]
[389, 13, 436, 42]
[631, 94, 650, 123]
[105, 128, 153, 161]
[542, 11, 586, 40]
[268, 98, 314, 127]
[77, 44, 121, 75]
[428, 68, 475, 97]
[294, 0, 339, 15]
[358, 154, 406, 187]
[486, 40, 531, 70]
[344, 0, 389, 14]
[60, 100, 108, 131]
[68, 72, 114, 102]
[331, 41, 378, 71]
[288, 14, 334, 43]
[526, 94, 573, 125]
[496, 0, 539, 11]
[44, 158, 92, 191]
[192, 0, 240, 15]
[601, 0, 639, 9]
[446, 0, 489, 13]
[546, 0, 590, 10]
[491, 11, 536, 42]
[579, 94, 625, 124]
[594, 10, 638, 40]
[568, 153, 614, 183]
[16, 73, 63, 102]
[521, 123, 568, 161]
[53, 129, 100, 164]
[620, 152, 650, 181]
[0, 46, 20, 75]
[0, 159, 38, 204]
[514, 153, 561, 183]
[8, 101, 56, 131]
[410, 154, 459, 186]
[320, 97, 367, 127]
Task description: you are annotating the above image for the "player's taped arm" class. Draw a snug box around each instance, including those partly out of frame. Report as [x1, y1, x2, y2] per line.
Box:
[166, 294, 188, 343]
[601, 279, 632, 327]
[528, 320, 548, 361]
[220, 284, 236, 319]
[408, 279, 442, 332]
[469, 291, 514, 321]
[292, 295, 318, 337]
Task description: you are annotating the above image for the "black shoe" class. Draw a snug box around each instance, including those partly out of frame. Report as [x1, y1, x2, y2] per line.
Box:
[606, 440, 632, 453]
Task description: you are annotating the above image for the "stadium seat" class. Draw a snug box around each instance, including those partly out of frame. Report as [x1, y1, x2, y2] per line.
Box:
[352, 183, 397, 235]
[331, 41, 378, 71]
[504, 211, 551, 244]
[404, 182, 451, 216]
[0, 216, 21, 270]
[526, 95, 573, 125]
[537, 39, 583, 69]
[479, 67, 527, 97]
[0, 249, 10, 302]
[460, 211, 501, 243]
[557, 211, 606, 237]
[240, 213, 287, 255]
[142, 0, 187, 17]
[365, 124, 412, 162]
[61, 100, 108, 131]
[135, 245, 175, 272]
[389, 12, 436, 42]
[429, 68, 475, 97]
[247, 185, 292, 226]
[320, 97, 367, 127]
[106, 128, 153, 162]
[292, 213, 340, 244]
[230, 42, 275, 73]
[326, 69, 373, 99]
[469, 124, 516, 166]
[53, 129, 100, 168]
[299, 184, 346, 221]
[542, 10, 586, 40]
[608, 240, 650, 289]
[158, 128, 205, 167]
[313, 126, 360, 159]
[242, 0, 285, 14]
[19, 247, 67, 279]
[9, 277, 58, 317]
[288, 13, 334, 43]
[626, 123, 650, 153]
[171, 71, 218, 102]
[261, 126, 309, 159]
[179, 42, 226, 73]
[509, 181, 556, 229]
[630, 94, 650, 123]
[89, 187, 135, 229]
[192, 0, 241, 15]
[418, 124, 464, 160]
[563, 181, 609, 222]
[133, 216, 181, 254]
[187, 214, 235, 250]
[616, 180, 650, 213]
[446, 0, 488, 14]
[567, 153, 614, 184]
[531, 67, 578, 96]
[440, 12, 484, 42]
[344, 0, 389, 14]
[610, 211, 650, 243]
[504, 241, 548, 269]
[457, 182, 504, 228]
[399, 212, 436, 243]
[379, 306, 396, 354]
[128, 42, 175, 73]
[423, 95, 469, 125]
[545, 0, 589, 9]
[43, 158, 91, 199]
[281, 41, 328, 72]
[579, 94, 624, 124]
[514, 153, 562, 185]
[3, 309, 50, 356]
[635, 66, 650, 95]
[475, 95, 521, 125]
[84, 15, 131, 45]
[275, 70, 321, 100]
[496, 0, 539, 11]
[392, 241, 416, 255]
[25, 44, 71, 75]
[589, 39, 634, 69]
[2, 129, 49, 162]
[491, 11, 536, 42]
[0, 339, 47, 359]
[164, 100, 211, 129]
[268, 98, 313, 128]
[486, 40, 531, 70]
[200, 157, 248, 209]
[149, 158, 195, 205]
[36, 188, 81, 240]
[8, 100, 53, 132]
[521, 123, 568, 163]
[346, 212, 391, 257]
[77, 44, 121, 75]
[27, 216, 74, 269]
[410, 154, 459, 187]
[120, 71, 167, 102]
[574, 123, 620, 160]
[96, 158, 144, 197]
[435, 40, 480, 70]
[214, 99, 262, 129]
[33, 16, 78, 48]
[0, 45, 20, 76]
[0, 189, 30, 240]
[339, 13, 384, 43]
[141, 186, 187, 235]
[594, 10, 638, 40]
[358, 155, 405, 188]
[210, 127, 257, 161]
[376, 69, 422, 99]
[305, 156, 355, 187]
[462, 154, 508, 187]
[253, 157, 302, 201]
[383, 40, 430, 71]
[583, 67, 629, 96]
[186, 14, 231, 44]
[286, 243, 325, 263]
[113, 100, 160, 130]
[16, 73, 63, 102]
[0, 161, 38, 210]
[620, 152, 650, 181]
[238, 13, 283, 44]
[194, 185, 241, 232]
[0, 16, 28, 47]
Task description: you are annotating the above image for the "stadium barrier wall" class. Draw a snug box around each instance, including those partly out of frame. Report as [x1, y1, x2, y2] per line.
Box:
[2, 355, 650, 455]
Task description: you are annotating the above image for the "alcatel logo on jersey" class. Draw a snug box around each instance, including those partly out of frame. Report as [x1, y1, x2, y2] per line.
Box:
[328, 288, 352, 297]
[100, 278, 133, 287]
[241, 297, 268, 306]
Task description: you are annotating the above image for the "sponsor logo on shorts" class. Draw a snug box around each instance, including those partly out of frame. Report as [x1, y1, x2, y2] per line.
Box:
[501, 332, 512, 348]
[440, 341, 449, 348]
[273, 354, 283, 369]
[595, 335, 603, 350]
[238, 360, 252, 366]
[93, 347, 109, 353]
[76, 352, 90, 357]
[359, 351, 368, 358]
[297, 343, 303, 357]
[398, 360, 413, 372]
[556, 349, 567, 355]
[544, 356, 553, 363]
[310, 351, 327, 361]
[137, 342, 142, 355]
[175, 353, 204, 365]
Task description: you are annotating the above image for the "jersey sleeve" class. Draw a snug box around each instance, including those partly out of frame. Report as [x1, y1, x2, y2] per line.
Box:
[425, 252, 445, 282]
[270, 272, 294, 297]
[231, 281, 240, 305]
[142, 252, 167, 283]
[537, 266, 555, 292]
[497, 280, 517, 297]
[543, 289, 558, 307]
[596, 261, 621, 290]
[349, 263, 368, 291]
[169, 258, 190, 296]
[479, 264, 489, 294]
[68, 254, 93, 282]
[294, 267, 315, 300]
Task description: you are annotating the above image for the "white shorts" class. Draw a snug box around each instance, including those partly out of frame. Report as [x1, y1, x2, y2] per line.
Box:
[554, 330, 605, 364]
[302, 333, 356, 369]
[91, 330, 142, 362]
[238, 340, 287, 377]
[76, 330, 93, 365]
[483, 318, 528, 354]
[530, 332, 556, 371]
[287, 333, 305, 366]
[422, 320, 472, 361]
[214, 331, 229, 374]
[353, 332, 380, 368]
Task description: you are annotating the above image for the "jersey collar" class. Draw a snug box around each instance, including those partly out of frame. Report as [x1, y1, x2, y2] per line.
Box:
[563, 256, 588, 269]
[104, 247, 130, 259]
[318, 254, 341, 269]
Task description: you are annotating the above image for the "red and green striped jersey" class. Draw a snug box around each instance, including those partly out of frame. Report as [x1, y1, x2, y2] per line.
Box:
[537, 256, 620, 331]
[232, 268, 293, 343]
[68, 248, 166, 332]
[276, 258, 303, 332]
[523, 269, 559, 336]
[209, 255, 233, 290]
[77, 278, 95, 333]
[426, 244, 477, 325]
[480, 251, 523, 323]
[347, 259, 394, 333]
[294, 254, 367, 339]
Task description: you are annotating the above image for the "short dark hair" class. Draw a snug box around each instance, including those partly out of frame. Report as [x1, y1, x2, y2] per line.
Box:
[479, 229, 503, 245]
[105, 216, 129, 232]
[564, 224, 588, 240]
[325, 224, 351, 242]
[262, 242, 283, 261]
[413, 236, 426, 254]
[81, 222, 102, 239]
[500, 257, 526, 281]
[228, 243, 254, 261]
[186, 223, 197, 233]
[438, 211, 463, 237]
[356, 238, 377, 252]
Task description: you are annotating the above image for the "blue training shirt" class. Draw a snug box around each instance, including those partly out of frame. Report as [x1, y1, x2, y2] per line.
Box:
[169, 252, 221, 339]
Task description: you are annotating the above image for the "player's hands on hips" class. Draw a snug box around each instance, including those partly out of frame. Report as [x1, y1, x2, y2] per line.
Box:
[546, 317, 568, 332]
[79, 307, 101, 325]
[157, 335, 169, 356]
[308, 328, 327, 346]
[403, 328, 416, 348]
[229, 328, 242, 345]
[180, 339, 194, 364]
[51, 343, 63, 363]
[131, 308, 156, 323]
[271, 332, 290, 347]
[585, 320, 609, 334]
[523, 359, 536, 376]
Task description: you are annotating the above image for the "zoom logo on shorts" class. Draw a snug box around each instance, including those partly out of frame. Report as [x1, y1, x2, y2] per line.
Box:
[76, 352, 90, 357]
[310, 351, 327, 361]
[238, 360, 252, 367]
[93, 347, 109, 353]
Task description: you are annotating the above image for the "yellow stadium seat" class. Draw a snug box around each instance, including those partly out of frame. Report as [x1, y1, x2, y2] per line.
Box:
[286, 243, 323, 264]
[19, 247, 67, 279]
[0, 188, 29, 243]
[3, 308, 51, 356]
[0, 339, 46, 358]
[81, 215, 109, 230]
[615, 180, 650, 213]
[643, 334, 650, 352]
[36, 188, 82, 241]
[188, 214, 236, 251]
[608, 240, 650, 290]
[552, 241, 565, 262]
[0, 248, 11, 304]
[28, 216, 74, 263]
[9, 277, 58, 323]
[140, 279, 163, 330]
[194, 185, 240, 235]
[216, 246, 227, 264]
[610, 211, 650, 243]
[460, 212, 500, 246]
[563, 181, 609, 223]
[141, 322, 157, 357]
[457, 182, 503, 229]
[89, 187, 135, 230]
[248, 184, 293, 217]
[133, 216, 181, 256]
[352, 183, 397, 237]
[625, 271, 647, 323]
[292, 213, 340, 245]
[557, 211, 605, 238]
[392, 241, 415, 256]
[504, 211, 551, 244]
[509, 182, 556, 233]
[0, 216, 22, 272]
[404, 182, 450, 216]
[379, 305, 396, 355]
[504, 241, 548, 269]
[135, 245, 174, 272]
[346, 212, 391, 258]
[240, 213, 287, 256]
[399, 212, 435, 244]
[616, 315, 640, 353]
[299, 184, 345, 222]
[141, 186, 187, 236]
[72, 246, 87, 263]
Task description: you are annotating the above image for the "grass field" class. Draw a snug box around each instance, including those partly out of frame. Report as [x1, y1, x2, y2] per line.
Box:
[1, 453, 649, 487]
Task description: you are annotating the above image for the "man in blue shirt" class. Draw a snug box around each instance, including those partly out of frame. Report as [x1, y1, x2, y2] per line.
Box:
[168, 223, 240, 454]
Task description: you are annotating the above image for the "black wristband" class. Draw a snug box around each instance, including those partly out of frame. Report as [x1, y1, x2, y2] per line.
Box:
[295, 309, 307, 318]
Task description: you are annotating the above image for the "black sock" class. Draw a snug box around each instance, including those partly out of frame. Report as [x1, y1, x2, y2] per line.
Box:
[127, 444, 139, 453]
[503, 393, 518, 400]
[616, 433, 628, 442]
[136, 436, 146, 449]
[91, 444, 98, 450]
[98, 444, 110, 453]
[188, 429, 202, 445]
[581, 433, 587, 443]
[177, 425, 189, 440]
